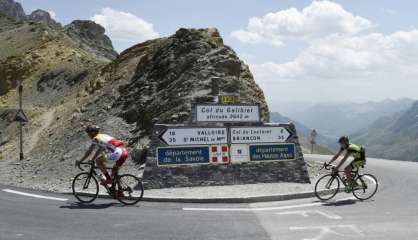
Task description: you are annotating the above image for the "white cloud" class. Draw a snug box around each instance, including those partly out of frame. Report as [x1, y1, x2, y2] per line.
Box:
[250, 30, 418, 102]
[91, 8, 159, 47]
[231, 29, 284, 46]
[232, 0, 372, 46]
[47, 10, 57, 20]
[231, 1, 418, 104]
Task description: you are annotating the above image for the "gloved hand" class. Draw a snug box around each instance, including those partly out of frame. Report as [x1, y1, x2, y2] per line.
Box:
[75, 160, 81, 167]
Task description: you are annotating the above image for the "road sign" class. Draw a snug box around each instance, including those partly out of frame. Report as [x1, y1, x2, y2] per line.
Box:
[14, 109, 28, 123]
[218, 95, 237, 104]
[230, 144, 250, 163]
[249, 144, 295, 161]
[159, 127, 228, 146]
[230, 126, 291, 144]
[310, 129, 317, 144]
[209, 145, 229, 164]
[194, 104, 260, 122]
[157, 146, 210, 166]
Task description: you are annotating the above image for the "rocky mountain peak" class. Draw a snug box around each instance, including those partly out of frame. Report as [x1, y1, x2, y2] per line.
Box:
[65, 20, 118, 61]
[27, 9, 59, 26]
[173, 27, 224, 46]
[111, 28, 269, 142]
[0, 0, 26, 21]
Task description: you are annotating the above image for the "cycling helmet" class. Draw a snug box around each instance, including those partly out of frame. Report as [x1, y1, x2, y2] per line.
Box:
[85, 125, 100, 133]
[338, 136, 349, 144]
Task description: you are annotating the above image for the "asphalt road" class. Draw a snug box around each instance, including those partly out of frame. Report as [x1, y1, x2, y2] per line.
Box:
[1, 156, 417, 240]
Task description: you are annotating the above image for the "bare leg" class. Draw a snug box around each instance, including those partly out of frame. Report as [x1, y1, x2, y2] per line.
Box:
[345, 165, 353, 183]
[111, 165, 120, 188]
[111, 165, 119, 178]
[95, 156, 111, 180]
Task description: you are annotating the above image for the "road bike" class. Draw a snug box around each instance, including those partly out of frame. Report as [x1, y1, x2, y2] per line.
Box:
[314, 163, 378, 201]
[72, 160, 144, 205]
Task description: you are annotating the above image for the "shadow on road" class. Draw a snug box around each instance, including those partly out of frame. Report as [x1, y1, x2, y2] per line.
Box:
[59, 202, 120, 210]
[322, 199, 357, 207]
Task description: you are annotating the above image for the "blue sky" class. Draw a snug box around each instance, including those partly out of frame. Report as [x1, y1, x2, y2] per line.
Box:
[19, 0, 418, 110]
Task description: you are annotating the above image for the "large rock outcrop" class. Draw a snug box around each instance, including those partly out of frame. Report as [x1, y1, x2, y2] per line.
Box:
[0, 0, 26, 21]
[28, 9, 59, 26]
[111, 28, 269, 142]
[66, 20, 118, 61]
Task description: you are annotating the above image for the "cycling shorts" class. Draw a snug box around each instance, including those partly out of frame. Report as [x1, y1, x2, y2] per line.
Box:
[104, 147, 128, 167]
[350, 159, 366, 170]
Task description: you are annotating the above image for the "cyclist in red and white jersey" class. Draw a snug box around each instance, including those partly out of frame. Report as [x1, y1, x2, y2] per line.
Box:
[77, 125, 128, 196]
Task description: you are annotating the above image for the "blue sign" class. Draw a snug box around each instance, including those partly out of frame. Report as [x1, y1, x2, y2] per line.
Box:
[157, 146, 210, 166]
[249, 144, 295, 161]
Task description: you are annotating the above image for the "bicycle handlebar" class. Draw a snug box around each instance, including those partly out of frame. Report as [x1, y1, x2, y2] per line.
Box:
[77, 161, 94, 171]
[320, 163, 335, 171]
[76, 160, 114, 171]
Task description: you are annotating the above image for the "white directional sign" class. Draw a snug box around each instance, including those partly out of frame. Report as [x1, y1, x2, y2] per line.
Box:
[230, 126, 291, 144]
[195, 104, 260, 122]
[159, 127, 228, 146]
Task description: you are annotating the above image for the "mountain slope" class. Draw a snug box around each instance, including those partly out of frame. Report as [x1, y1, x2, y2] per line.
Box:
[270, 112, 335, 154]
[352, 101, 418, 161]
[0, 10, 118, 96]
[0, 24, 270, 191]
[280, 99, 415, 139]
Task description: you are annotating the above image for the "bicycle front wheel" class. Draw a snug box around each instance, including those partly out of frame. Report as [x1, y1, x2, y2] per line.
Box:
[352, 173, 378, 201]
[315, 174, 340, 201]
[115, 174, 144, 205]
[72, 172, 99, 203]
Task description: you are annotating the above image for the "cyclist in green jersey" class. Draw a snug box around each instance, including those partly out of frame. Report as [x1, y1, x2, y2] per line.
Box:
[325, 136, 366, 192]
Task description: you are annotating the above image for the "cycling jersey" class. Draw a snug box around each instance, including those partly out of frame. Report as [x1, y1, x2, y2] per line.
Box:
[92, 133, 128, 166]
[344, 143, 365, 161]
[93, 134, 125, 152]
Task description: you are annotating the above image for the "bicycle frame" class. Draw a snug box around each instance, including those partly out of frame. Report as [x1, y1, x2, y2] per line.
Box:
[78, 161, 119, 198]
[333, 169, 361, 187]
[320, 163, 363, 191]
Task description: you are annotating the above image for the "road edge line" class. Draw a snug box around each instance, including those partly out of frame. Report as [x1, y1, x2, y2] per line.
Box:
[3, 189, 68, 201]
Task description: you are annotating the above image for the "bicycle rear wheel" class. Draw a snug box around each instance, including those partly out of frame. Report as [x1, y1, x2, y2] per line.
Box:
[352, 173, 378, 201]
[315, 174, 340, 201]
[72, 172, 99, 203]
[115, 174, 144, 205]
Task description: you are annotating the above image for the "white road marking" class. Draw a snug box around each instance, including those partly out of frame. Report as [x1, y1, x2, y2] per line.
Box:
[182, 197, 355, 212]
[276, 210, 342, 220]
[289, 225, 364, 240]
[3, 189, 68, 201]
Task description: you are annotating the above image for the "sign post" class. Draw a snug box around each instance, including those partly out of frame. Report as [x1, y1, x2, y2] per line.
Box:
[17, 80, 24, 160]
[310, 129, 317, 154]
[145, 95, 311, 188]
[0, 131, 2, 160]
[13, 80, 28, 160]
